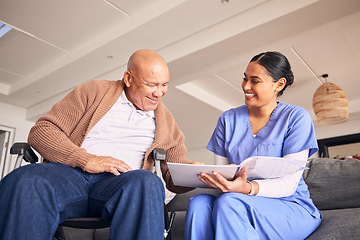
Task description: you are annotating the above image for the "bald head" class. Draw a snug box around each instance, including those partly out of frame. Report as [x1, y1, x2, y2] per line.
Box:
[127, 49, 168, 75]
[123, 49, 170, 111]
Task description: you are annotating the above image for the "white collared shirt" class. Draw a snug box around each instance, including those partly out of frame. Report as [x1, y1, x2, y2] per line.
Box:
[81, 90, 156, 170]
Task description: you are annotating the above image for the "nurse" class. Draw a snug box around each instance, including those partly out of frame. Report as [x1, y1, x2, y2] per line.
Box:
[185, 51, 322, 240]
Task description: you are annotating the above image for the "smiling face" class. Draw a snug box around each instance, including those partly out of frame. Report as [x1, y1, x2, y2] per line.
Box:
[242, 61, 285, 109]
[123, 50, 169, 111]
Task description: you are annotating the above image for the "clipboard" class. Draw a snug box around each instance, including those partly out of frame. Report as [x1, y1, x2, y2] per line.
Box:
[167, 162, 238, 188]
[167, 156, 307, 188]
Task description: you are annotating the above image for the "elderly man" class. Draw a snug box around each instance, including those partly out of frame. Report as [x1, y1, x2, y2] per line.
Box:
[0, 49, 192, 240]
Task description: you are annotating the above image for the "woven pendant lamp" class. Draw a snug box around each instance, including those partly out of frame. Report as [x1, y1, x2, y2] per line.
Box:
[312, 74, 348, 125]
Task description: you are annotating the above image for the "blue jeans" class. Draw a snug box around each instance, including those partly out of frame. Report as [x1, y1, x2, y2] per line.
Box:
[0, 162, 165, 240]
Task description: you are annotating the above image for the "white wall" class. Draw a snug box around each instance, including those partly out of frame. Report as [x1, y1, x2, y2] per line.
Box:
[186, 147, 214, 165]
[315, 117, 360, 140]
[186, 116, 360, 164]
[0, 102, 35, 176]
[0, 102, 35, 142]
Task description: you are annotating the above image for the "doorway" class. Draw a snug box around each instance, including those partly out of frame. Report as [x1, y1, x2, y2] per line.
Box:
[0, 125, 15, 179]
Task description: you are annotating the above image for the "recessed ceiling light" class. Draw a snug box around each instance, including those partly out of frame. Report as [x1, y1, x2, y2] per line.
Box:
[221, 0, 230, 4]
[0, 23, 12, 38]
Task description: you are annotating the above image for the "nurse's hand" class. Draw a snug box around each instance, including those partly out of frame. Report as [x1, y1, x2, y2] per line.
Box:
[198, 167, 252, 194]
[191, 161, 205, 165]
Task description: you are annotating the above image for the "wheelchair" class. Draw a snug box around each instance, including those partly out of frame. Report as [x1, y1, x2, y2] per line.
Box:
[10, 143, 176, 240]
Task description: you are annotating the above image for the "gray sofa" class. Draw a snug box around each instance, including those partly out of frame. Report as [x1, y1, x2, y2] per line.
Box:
[167, 158, 360, 240]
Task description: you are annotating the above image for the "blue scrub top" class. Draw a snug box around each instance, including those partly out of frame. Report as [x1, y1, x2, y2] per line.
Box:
[207, 102, 321, 217]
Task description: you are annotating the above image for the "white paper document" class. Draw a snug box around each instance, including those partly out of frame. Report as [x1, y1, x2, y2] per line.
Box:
[167, 156, 307, 188]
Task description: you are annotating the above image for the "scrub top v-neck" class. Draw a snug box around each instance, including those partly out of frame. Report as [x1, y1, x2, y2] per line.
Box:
[207, 102, 320, 217]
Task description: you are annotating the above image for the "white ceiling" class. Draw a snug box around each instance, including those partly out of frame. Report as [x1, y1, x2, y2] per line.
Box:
[1, 0, 360, 153]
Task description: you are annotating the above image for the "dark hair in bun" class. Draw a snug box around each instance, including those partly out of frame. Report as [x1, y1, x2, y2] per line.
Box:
[250, 51, 294, 96]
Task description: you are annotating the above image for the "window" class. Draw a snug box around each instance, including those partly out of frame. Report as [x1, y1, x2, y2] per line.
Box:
[0, 23, 12, 38]
[0, 125, 15, 179]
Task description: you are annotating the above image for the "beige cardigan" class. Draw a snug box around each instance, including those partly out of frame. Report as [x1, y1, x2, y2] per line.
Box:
[28, 79, 193, 193]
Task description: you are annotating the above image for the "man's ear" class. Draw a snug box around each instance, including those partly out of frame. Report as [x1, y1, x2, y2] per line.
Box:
[123, 71, 132, 87]
[276, 77, 286, 92]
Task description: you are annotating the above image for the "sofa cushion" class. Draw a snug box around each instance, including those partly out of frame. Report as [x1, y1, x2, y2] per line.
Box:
[166, 188, 221, 212]
[304, 158, 360, 210]
[306, 208, 360, 239]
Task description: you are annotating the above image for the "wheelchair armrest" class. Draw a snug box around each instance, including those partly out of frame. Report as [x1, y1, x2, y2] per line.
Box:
[152, 148, 167, 162]
[152, 148, 167, 178]
[10, 142, 38, 164]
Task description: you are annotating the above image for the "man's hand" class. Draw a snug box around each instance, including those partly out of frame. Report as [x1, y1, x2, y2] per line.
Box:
[84, 156, 132, 176]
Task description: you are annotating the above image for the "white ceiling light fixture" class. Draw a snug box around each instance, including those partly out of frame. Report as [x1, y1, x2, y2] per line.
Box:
[0, 23, 12, 38]
[221, 0, 230, 4]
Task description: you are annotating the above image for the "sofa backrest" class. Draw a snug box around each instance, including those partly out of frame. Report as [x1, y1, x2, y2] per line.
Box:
[167, 158, 360, 212]
[303, 158, 360, 211]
